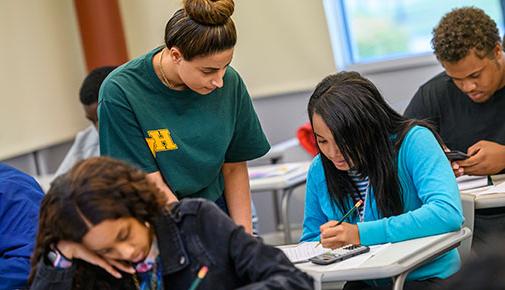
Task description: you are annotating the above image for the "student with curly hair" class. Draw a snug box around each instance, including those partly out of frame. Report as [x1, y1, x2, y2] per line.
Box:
[302, 72, 463, 290]
[98, 0, 269, 235]
[28, 157, 313, 290]
[404, 7, 505, 251]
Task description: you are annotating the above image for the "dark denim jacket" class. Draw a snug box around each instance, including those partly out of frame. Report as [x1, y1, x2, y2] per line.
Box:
[30, 199, 314, 290]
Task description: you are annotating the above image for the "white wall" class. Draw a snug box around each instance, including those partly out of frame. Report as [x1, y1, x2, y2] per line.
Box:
[1, 0, 334, 160]
[0, 0, 87, 160]
[119, 0, 336, 97]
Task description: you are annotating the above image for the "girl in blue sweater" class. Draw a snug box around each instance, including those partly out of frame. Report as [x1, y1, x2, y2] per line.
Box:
[301, 72, 463, 290]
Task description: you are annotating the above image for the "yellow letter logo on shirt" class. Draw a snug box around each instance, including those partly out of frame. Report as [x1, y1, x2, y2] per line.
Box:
[145, 129, 178, 157]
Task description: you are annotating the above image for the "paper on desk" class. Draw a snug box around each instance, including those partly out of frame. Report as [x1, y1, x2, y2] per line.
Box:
[281, 242, 391, 266]
[281, 242, 328, 264]
[249, 163, 308, 180]
[472, 181, 505, 196]
[457, 175, 489, 191]
[357, 243, 391, 266]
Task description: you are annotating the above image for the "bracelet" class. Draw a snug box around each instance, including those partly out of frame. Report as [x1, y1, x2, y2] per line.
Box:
[47, 245, 73, 268]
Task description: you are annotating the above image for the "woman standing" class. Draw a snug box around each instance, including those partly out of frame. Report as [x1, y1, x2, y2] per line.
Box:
[99, 0, 269, 234]
[301, 72, 463, 290]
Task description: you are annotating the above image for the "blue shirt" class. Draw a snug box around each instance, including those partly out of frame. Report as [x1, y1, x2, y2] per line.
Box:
[301, 126, 463, 282]
[0, 164, 44, 290]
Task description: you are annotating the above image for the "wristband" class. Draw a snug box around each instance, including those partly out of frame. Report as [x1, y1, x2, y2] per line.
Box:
[47, 246, 73, 268]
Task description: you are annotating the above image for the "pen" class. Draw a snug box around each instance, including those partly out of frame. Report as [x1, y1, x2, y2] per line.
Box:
[315, 200, 363, 248]
[188, 266, 208, 290]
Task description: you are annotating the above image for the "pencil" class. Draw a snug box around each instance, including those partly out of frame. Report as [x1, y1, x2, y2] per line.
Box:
[315, 200, 363, 248]
[188, 266, 208, 290]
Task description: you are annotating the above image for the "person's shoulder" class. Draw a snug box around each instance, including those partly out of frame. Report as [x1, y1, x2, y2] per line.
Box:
[225, 65, 240, 78]
[0, 163, 44, 199]
[100, 49, 156, 98]
[420, 71, 450, 88]
[403, 125, 434, 143]
[223, 66, 243, 86]
[400, 125, 439, 155]
[75, 125, 98, 140]
[308, 155, 326, 183]
[417, 71, 456, 97]
[0, 163, 36, 185]
[177, 198, 220, 216]
[72, 125, 100, 156]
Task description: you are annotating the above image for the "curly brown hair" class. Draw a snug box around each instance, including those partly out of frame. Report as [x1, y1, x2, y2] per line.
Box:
[432, 7, 500, 62]
[29, 157, 167, 287]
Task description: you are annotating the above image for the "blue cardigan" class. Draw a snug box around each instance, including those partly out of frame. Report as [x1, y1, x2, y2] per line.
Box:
[0, 164, 44, 290]
[301, 126, 463, 282]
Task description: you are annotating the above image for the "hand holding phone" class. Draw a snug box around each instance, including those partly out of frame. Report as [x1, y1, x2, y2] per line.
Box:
[445, 150, 469, 161]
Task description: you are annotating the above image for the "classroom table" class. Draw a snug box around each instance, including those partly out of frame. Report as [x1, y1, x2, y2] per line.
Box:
[460, 174, 505, 209]
[249, 161, 311, 244]
[291, 228, 471, 290]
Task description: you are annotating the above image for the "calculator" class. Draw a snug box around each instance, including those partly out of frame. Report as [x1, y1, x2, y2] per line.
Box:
[309, 244, 370, 265]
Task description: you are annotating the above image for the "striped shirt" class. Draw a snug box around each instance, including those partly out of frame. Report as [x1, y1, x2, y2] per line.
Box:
[348, 170, 369, 221]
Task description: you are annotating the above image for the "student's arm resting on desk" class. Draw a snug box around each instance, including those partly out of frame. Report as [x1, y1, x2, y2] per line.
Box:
[300, 156, 331, 242]
[222, 161, 253, 234]
[30, 239, 138, 289]
[358, 127, 463, 246]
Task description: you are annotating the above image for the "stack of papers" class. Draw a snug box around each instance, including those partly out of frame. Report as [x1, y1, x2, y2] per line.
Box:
[472, 181, 505, 196]
[457, 175, 489, 191]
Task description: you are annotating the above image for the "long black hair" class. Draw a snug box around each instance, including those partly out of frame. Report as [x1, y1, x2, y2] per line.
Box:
[308, 71, 441, 218]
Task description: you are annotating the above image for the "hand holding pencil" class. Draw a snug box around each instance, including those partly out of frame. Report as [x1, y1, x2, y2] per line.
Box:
[315, 200, 363, 249]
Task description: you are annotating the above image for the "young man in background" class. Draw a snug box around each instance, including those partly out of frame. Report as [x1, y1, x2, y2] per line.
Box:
[405, 7, 505, 250]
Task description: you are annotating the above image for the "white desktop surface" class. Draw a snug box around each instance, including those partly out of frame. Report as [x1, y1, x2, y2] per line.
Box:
[249, 161, 311, 192]
[461, 174, 505, 209]
[290, 228, 471, 290]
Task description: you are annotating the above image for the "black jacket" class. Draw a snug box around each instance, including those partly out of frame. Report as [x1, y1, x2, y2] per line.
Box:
[30, 199, 314, 290]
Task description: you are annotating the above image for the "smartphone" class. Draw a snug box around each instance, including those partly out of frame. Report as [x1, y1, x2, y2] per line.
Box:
[309, 244, 370, 265]
[445, 150, 469, 161]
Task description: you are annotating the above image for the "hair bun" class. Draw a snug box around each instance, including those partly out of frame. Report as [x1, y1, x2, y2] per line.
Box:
[184, 0, 234, 26]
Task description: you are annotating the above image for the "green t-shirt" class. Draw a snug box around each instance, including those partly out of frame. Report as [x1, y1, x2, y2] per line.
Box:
[98, 47, 270, 201]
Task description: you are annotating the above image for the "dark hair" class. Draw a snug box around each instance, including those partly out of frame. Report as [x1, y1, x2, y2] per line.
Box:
[432, 7, 500, 62]
[308, 71, 441, 218]
[29, 157, 167, 287]
[164, 0, 236, 60]
[79, 66, 117, 105]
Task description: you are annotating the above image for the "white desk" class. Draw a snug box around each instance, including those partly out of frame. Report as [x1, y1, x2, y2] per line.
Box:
[249, 161, 311, 244]
[461, 175, 505, 209]
[293, 228, 471, 290]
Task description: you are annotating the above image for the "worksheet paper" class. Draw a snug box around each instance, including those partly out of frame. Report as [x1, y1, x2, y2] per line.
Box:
[473, 180, 505, 196]
[456, 175, 489, 191]
[281, 242, 391, 267]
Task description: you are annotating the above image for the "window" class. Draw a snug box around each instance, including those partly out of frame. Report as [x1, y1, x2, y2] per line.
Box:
[323, 0, 505, 67]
